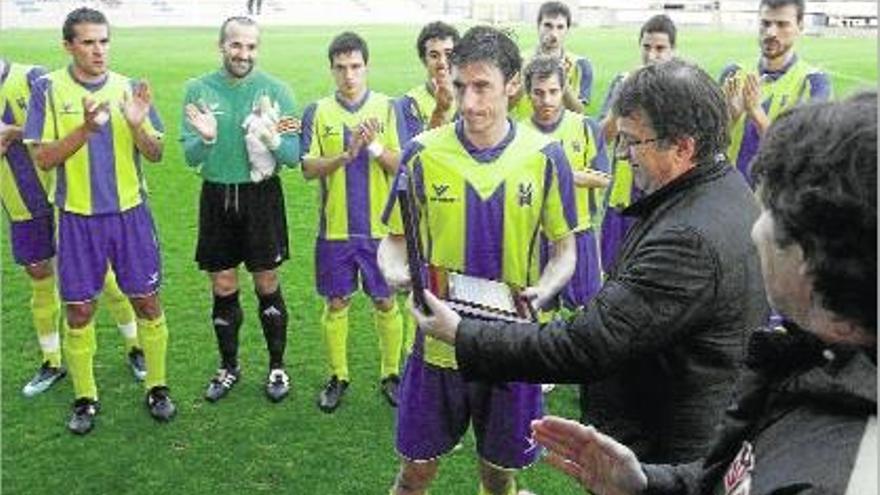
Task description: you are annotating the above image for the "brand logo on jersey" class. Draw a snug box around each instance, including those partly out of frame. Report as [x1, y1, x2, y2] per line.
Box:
[723, 441, 754, 495]
[16, 96, 28, 111]
[518, 183, 534, 207]
[429, 183, 456, 203]
[322, 125, 338, 139]
[572, 140, 582, 153]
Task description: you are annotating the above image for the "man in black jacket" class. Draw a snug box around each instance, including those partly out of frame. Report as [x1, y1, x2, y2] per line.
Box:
[524, 92, 878, 495]
[409, 59, 769, 463]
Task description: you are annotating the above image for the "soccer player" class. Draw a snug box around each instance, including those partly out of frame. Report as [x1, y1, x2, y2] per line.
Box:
[396, 21, 460, 143]
[1, 59, 149, 396]
[509, 1, 594, 120]
[378, 26, 577, 495]
[523, 55, 608, 311]
[301, 31, 404, 413]
[598, 14, 676, 272]
[394, 21, 460, 353]
[23, 7, 175, 434]
[720, 0, 830, 186]
[182, 17, 300, 404]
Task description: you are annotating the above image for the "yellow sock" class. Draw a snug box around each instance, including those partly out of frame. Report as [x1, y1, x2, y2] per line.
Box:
[138, 314, 169, 390]
[478, 480, 516, 495]
[31, 275, 61, 367]
[102, 270, 138, 350]
[375, 301, 403, 378]
[64, 320, 97, 400]
[400, 294, 416, 356]
[321, 304, 349, 381]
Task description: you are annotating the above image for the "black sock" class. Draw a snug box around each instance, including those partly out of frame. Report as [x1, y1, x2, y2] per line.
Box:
[213, 291, 243, 370]
[257, 288, 288, 369]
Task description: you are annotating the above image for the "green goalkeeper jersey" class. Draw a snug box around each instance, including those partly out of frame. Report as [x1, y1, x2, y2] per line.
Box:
[181, 68, 300, 184]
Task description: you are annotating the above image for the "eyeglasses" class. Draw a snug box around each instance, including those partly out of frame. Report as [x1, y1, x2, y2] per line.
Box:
[615, 136, 661, 157]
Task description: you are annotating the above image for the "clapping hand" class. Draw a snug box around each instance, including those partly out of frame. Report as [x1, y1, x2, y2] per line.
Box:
[743, 73, 764, 119]
[82, 97, 111, 132]
[121, 80, 152, 129]
[185, 101, 217, 142]
[722, 74, 745, 122]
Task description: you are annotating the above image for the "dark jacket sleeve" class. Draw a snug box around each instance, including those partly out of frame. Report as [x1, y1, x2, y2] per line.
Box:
[456, 224, 719, 383]
[642, 461, 702, 495]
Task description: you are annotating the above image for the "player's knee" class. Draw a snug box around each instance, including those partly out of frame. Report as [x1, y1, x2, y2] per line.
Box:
[24, 260, 53, 280]
[131, 294, 162, 320]
[327, 297, 350, 313]
[478, 461, 515, 495]
[66, 302, 95, 328]
[394, 460, 438, 493]
[211, 270, 239, 296]
[253, 270, 279, 295]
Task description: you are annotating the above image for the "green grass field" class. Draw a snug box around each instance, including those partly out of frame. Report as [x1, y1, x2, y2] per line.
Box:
[1, 23, 876, 495]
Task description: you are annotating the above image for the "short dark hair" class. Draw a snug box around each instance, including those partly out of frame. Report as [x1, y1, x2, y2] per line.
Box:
[328, 31, 369, 65]
[62, 7, 108, 42]
[639, 14, 677, 48]
[613, 58, 728, 165]
[451, 26, 521, 83]
[537, 1, 572, 27]
[523, 55, 564, 92]
[416, 21, 460, 62]
[219, 16, 258, 44]
[760, 0, 805, 22]
[751, 92, 877, 333]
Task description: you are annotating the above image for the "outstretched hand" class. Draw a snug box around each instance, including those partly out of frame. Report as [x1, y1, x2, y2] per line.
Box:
[185, 102, 217, 142]
[531, 416, 647, 495]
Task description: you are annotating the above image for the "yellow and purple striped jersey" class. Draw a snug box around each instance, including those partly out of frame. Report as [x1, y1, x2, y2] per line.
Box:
[390, 120, 577, 367]
[22, 66, 164, 216]
[510, 50, 595, 120]
[395, 83, 457, 144]
[523, 110, 608, 232]
[720, 56, 831, 186]
[1, 62, 52, 222]
[301, 91, 401, 241]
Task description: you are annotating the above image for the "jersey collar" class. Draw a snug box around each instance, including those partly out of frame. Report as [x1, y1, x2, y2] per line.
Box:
[455, 118, 517, 164]
[67, 64, 109, 91]
[758, 53, 799, 82]
[335, 89, 371, 113]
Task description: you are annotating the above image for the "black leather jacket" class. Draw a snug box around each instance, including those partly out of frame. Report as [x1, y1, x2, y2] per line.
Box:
[456, 159, 769, 463]
[643, 326, 878, 495]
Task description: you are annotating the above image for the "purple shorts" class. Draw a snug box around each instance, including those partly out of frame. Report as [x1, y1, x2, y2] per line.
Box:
[57, 204, 161, 302]
[315, 237, 391, 299]
[9, 215, 55, 265]
[600, 206, 636, 272]
[395, 352, 543, 469]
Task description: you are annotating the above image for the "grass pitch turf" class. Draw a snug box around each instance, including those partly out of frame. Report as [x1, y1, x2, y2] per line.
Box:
[1, 23, 876, 494]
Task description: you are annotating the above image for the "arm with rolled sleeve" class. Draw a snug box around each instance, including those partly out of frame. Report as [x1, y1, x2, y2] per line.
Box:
[455, 225, 719, 384]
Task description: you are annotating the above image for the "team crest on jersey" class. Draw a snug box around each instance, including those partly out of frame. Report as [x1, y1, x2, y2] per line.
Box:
[572, 141, 582, 153]
[16, 96, 27, 111]
[429, 183, 455, 203]
[518, 183, 534, 207]
[723, 441, 754, 495]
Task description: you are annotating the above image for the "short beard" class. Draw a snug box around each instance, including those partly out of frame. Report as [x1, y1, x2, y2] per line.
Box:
[224, 58, 253, 78]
